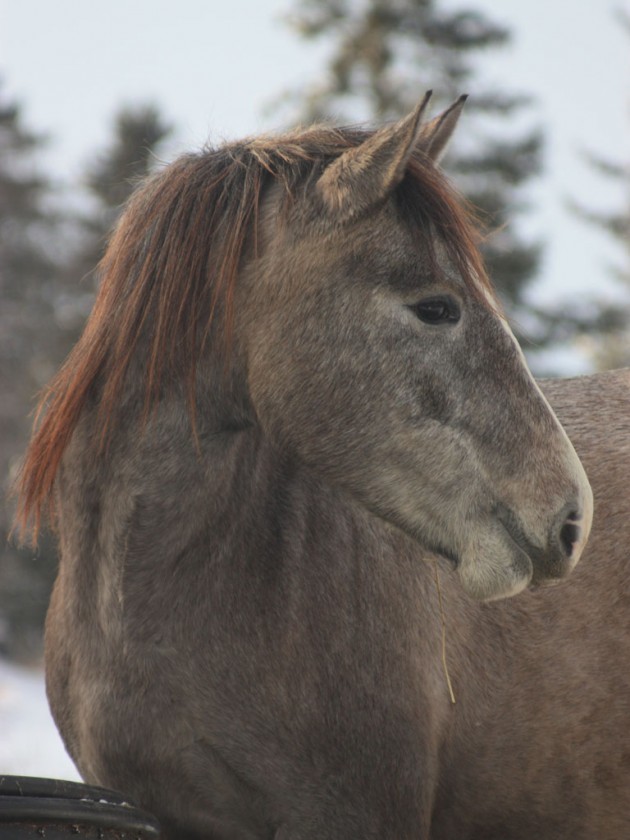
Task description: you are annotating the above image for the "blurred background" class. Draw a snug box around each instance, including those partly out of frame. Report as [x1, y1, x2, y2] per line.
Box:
[0, 0, 628, 776]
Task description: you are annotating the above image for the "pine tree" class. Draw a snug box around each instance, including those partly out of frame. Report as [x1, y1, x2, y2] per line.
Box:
[572, 157, 630, 368]
[571, 13, 630, 369]
[0, 87, 61, 365]
[0, 83, 62, 660]
[58, 105, 172, 341]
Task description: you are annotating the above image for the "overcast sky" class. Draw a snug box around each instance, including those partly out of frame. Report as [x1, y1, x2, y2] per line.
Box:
[1, 0, 628, 371]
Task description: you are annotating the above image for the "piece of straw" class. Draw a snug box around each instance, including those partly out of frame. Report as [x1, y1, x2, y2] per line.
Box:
[433, 560, 456, 705]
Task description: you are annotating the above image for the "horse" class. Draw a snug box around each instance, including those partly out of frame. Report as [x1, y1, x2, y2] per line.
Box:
[17, 91, 619, 838]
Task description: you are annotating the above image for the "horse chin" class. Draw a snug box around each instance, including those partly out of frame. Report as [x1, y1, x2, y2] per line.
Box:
[458, 560, 532, 602]
[456, 525, 534, 602]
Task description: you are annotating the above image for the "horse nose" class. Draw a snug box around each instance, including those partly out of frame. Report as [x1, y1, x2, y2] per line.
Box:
[554, 507, 583, 561]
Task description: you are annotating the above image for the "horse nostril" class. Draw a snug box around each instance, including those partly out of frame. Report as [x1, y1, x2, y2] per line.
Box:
[559, 520, 581, 558]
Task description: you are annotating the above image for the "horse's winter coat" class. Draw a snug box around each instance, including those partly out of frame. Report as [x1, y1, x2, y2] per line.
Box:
[16, 95, 618, 839]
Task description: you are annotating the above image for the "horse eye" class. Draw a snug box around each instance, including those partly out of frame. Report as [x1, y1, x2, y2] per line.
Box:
[408, 297, 460, 325]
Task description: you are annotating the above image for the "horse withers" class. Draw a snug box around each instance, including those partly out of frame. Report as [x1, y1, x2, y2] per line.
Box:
[16, 94, 608, 838]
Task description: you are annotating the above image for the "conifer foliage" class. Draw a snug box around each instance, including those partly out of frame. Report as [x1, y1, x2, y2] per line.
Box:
[57, 106, 172, 342]
[571, 13, 630, 368]
[0, 84, 61, 659]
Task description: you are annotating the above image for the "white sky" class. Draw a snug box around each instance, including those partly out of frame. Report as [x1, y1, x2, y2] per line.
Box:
[1, 0, 629, 370]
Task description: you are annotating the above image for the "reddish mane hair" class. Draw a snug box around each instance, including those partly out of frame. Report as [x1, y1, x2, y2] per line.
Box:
[15, 125, 490, 539]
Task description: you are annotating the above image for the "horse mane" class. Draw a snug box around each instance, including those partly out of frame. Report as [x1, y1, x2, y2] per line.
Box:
[15, 124, 490, 539]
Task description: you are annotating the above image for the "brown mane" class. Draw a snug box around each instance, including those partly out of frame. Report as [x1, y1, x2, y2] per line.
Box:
[15, 124, 490, 539]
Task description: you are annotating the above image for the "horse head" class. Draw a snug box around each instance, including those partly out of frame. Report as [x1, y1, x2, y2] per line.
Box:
[240, 93, 593, 600]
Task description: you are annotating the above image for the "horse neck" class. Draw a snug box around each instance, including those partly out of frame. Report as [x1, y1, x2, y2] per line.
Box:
[67, 406, 410, 574]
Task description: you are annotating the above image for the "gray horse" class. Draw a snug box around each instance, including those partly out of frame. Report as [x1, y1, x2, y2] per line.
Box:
[18, 94, 621, 839]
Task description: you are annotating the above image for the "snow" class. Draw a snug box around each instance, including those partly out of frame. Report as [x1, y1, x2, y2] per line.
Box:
[0, 657, 80, 780]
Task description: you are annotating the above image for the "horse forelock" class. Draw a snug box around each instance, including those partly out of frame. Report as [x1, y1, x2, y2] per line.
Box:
[15, 124, 491, 539]
[401, 155, 494, 307]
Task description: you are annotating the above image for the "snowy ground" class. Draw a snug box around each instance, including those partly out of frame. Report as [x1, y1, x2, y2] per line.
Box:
[0, 656, 79, 780]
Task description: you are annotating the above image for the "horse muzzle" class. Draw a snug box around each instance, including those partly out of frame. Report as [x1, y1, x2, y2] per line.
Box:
[496, 500, 590, 586]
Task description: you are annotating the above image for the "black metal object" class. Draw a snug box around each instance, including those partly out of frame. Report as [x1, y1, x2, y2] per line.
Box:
[0, 775, 161, 838]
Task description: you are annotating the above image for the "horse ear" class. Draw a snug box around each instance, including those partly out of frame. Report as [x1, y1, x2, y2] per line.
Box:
[416, 94, 467, 164]
[316, 90, 433, 218]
